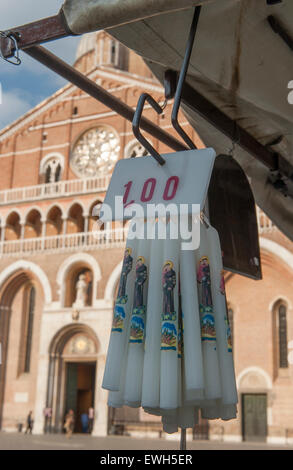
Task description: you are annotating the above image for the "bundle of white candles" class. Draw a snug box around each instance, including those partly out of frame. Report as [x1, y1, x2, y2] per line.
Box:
[102, 216, 238, 434]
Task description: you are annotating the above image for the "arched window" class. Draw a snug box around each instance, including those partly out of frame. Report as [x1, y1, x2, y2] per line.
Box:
[272, 300, 289, 377]
[44, 160, 62, 183]
[40, 154, 63, 184]
[278, 304, 288, 369]
[24, 286, 36, 373]
[125, 141, 148, 159]
[5, 211, 21, 241]
[25, 209, 42, 239]
[71, 126, 120, 178]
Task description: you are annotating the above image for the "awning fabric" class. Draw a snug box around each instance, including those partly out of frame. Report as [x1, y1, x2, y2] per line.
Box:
[61, 0, 210, 35]
[61, 0, 293, 240]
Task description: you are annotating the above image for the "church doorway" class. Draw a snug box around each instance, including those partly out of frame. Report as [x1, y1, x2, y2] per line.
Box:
[64, 362, 96, 433]
[242, 394, 267, 442]
[47, 324, 99, 434]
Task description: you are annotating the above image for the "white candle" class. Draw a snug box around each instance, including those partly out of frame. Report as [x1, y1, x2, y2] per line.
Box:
[102, 219, 140, 391]
[160, 218, 180, 410]
[124, 220, 152, 406]
[141, 221, 164, 409]
[206, 225, 238, 406]
[180, 230, 204, 396]
[195, 221, 222, 400]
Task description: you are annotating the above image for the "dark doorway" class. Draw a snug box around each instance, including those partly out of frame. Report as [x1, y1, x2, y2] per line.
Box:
[64, 362, 96, 433]
[242, 394, 267, 442]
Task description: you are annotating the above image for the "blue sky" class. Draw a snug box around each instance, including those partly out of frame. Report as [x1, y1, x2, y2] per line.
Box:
[0, 1, 80, 130]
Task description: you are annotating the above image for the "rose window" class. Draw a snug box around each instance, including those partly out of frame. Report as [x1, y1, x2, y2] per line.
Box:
[71, 126, 120, 177]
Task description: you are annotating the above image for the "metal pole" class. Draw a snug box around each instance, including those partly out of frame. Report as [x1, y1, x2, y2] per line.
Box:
[24, 46, 188, 154]
[172, 7, 201, 149]
[180, 428, 187, 450]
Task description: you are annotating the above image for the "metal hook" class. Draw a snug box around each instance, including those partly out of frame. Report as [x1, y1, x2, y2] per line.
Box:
[0, 32, 21, 65]
[132, 93, 166, 166]
[171, 6, 201, 149]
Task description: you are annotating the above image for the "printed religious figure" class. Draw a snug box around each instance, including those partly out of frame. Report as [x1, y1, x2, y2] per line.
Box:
[117, 247, 133, 304]
[197, 256, 213, 307]
[162, 260, 176, 321]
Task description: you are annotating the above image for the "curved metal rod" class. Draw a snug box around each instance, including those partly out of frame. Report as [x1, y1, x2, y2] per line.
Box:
[171, 6, 201, 149]
[132, 93, 166, 166]
[0, 32, 21, 65]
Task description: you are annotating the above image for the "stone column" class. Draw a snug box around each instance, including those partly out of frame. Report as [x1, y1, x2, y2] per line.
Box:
[20, 222, 25, 239]
[0, 305, 11, 429]
[92, 355, 108, 437]
[83, 213, 89, 247]
[0, 224, 5, 254]
[83, 213, 89, 233]
[62, 216, 67, 248]
[62, 216, 67, 235]
[33, 353, 50, 435]
[41, 218, 47, 251]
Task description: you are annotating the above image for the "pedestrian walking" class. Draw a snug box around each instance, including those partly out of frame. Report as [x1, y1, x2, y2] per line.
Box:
[64, 409, 75, 438]
[25, 411, 33, 434]
[88, 407, 94, 434]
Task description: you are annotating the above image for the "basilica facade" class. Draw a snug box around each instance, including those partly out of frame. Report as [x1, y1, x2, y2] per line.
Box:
[0, 31, 292, 444]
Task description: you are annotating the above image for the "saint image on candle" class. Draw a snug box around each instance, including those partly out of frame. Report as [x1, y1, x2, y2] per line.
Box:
[162, 261, 176, 321]
[197, 256, 212, 307]
[133, 256, 147, 310]
[117, 247, 133, 303]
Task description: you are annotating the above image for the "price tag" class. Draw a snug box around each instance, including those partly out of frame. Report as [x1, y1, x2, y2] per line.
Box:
[100, 148, 216, 221]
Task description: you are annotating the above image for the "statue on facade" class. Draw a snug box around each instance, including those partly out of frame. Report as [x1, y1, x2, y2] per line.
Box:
[73, 273, 88, 308]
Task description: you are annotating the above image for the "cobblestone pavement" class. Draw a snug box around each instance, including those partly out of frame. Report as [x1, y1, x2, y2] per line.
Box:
[0, 432, 292, 450]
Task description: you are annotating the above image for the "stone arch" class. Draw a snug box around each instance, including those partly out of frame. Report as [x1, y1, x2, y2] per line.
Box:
[46, 323, 100, 433]
[66, 200, 87, 217]
[45, 203, 65, 219]
[260, 237, 293, 274]
[4, 208, 23, 226]
[88, 199, 104, 232]
[271, 297, 290, 377]
[124, 138, 151, 159]
[0, 262, 50, 429]
[56, 253, 101, 307]
[237, 366, 272, 391]
[0, 260, 52, 305]
[24, 208, 43, 238]
[67, 202, 85, 233]
[39, 152, 65, 183]
[49, 322, 100, 356]
[46, 205, 64, 237]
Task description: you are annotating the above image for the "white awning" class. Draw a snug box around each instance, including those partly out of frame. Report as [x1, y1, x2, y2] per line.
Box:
[61, 0, 211, 35]
[61, 0, 293, 240]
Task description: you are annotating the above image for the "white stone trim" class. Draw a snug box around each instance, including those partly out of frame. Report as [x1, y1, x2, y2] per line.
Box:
[23, 205, 44, 221]
[4, 208, 24, 225]
[66, 200, 87, 219]
[56, 252, 102, 307]
[104, 261, 122, 301]
[0, 260, 52, 304]
[268, 295, 292, 313]
[45, 202, 66, 219]
[260, 237, 293, 273]
[237, 366, 273, 390]
[0, 143, 70, 159]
